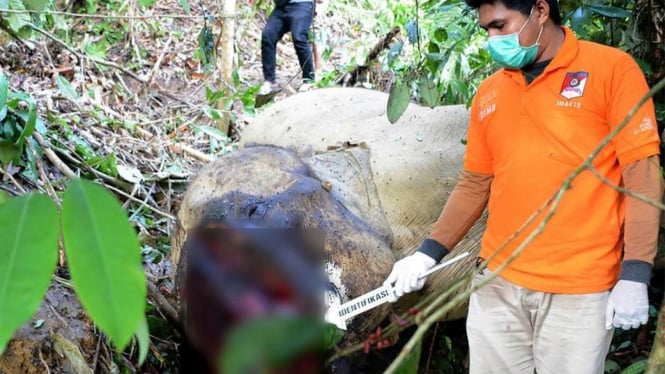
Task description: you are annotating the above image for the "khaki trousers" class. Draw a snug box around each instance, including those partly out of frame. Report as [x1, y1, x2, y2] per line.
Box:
[466, 270, 614, 374]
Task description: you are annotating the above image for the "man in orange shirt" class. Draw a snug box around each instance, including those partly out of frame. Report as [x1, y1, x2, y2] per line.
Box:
[383, 0, 662, 372]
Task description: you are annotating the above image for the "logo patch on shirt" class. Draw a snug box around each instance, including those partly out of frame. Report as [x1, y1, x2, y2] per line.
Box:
[560, 72, 588, 100]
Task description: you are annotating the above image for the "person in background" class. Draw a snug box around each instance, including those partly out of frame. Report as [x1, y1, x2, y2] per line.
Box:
[259, 0, 315, 94]
[383, 0, 663, 373]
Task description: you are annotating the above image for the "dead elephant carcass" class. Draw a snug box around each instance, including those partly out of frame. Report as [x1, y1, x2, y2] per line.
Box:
[239, 87, 483, 317]
[172, 88, 481, 354]
[172, 144, 398, 358]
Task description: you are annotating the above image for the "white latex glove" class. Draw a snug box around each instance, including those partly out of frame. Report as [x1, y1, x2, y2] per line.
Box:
[383, 252, 437, 302]
[605, 280, 649, 330]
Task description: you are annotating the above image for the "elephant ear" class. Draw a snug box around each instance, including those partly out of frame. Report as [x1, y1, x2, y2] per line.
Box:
[304, 146, 393, 246]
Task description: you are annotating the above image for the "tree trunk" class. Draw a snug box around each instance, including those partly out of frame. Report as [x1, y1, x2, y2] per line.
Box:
[216, 0, 236, 133]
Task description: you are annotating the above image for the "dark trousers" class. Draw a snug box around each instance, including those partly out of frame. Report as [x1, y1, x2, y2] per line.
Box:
[261, 2, 315, 83]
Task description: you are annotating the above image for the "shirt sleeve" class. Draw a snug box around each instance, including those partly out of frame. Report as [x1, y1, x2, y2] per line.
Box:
[620, 155, 663, 283]
[427, 169, 492, 252]
[608, 53, 660, 165]
[463, 94, 494, 174]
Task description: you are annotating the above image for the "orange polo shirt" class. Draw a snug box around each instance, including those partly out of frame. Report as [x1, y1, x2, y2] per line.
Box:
[464, 27, 660, 293]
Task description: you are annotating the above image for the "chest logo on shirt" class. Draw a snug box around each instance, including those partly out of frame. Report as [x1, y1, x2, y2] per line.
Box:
[560, 72, 588, 100]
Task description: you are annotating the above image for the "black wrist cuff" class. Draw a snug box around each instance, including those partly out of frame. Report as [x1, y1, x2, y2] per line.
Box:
[619, 260, 653, 284]
[417, 238, 449, 263]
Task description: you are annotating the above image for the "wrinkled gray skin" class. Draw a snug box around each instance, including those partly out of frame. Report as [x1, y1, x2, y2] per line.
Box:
[173, 87, 484, 348]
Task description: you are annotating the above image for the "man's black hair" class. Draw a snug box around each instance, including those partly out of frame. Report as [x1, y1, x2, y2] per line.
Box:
[465, 0, 562, 25]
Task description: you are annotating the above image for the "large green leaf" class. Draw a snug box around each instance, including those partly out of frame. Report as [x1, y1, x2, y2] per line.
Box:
[387, 80, 411, 124]
[393, 340, 421, 374]
[61, 179, 146, 350]
[0, 194, 59, 354]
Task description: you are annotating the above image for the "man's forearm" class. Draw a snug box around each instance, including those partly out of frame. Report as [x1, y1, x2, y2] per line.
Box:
[418, 170, 492, 262]
[621, 154, 663, 283]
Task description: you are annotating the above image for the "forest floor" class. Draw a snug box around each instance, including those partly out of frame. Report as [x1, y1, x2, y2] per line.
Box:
[0, 0, 403, 372]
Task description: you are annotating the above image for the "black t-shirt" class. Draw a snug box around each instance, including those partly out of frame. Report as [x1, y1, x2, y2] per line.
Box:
[522, 58, 553, 85]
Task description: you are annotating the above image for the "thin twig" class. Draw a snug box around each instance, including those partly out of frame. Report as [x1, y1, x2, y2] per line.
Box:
[53, 275, 75, 290]
[0, 166, 28, 194]
[147, 282, 184, 336]
[146, 35, 174, 86]
[91, 332, 102, 373]
[169, 142, 214, 163]
[47, 303, 69, 327]
[38, 349, 51, 374]
[104, 183, 175, 220]
[34, 132, 79, 180]
[28, 141, 62, 207]
[29, 24, 147, 83]
[587, 164, 665, 210]
[128, 183, 157, 221]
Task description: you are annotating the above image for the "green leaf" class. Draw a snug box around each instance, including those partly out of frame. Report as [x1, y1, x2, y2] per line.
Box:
[0, 73, 8, 109]
[323, 324, 345, 350]
[138, 0, 157, 7]
[198, 125, 230, 142]
[22, 0, 47, 11]
[393, 340, 421, 374]
[0, 194, 59, 354]
[0, 139, 20, 167]
[586, 4, 630, 19]
[7, 0, 30, 32]
[569, 7, 592, 34]
[55, 75, 79, 101]
[134, 316, 150, 365]
[620, 359, 647, 374]
[178, 0, 190, 13]
[406, 19, 418, 44]
[16, 103, 37, 146]
[387, 41, 403, 65]
[219, 316, 325, 374]
[419, 73, 439, 108]
[61, 179, 146, 350]
[433, 28, 448, 43]
[387, 80, 411, 124]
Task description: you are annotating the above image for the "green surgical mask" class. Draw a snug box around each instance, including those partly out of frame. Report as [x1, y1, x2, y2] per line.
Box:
[487, 7, 543, 69]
